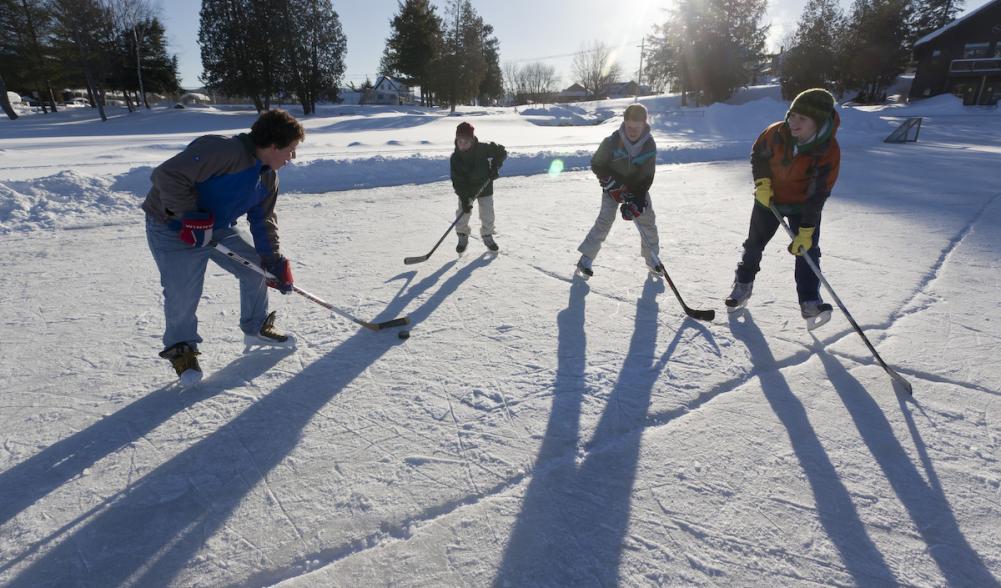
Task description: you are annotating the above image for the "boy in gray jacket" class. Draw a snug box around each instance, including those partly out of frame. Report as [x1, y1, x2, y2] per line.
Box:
[576, 103, 660, 279]
[143, 109, 304, 385]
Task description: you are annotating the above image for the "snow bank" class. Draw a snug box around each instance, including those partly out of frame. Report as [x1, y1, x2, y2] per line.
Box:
[0, 171, 142, 233]
[0, 90, 902, 233]
[519, 104, 615, 126]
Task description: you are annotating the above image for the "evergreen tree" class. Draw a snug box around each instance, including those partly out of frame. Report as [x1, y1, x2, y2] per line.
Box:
[50, 0, 118, 120]
[431, 0, 487, 113]
[129, 17, 180, 98]
[380, 0, 442, 106]
[645, 0, 768, 105]
[478, 24, 503, 104]
[838, 0, 911, 101]
[0, 73, 18, 120]
[909, 0, 963, 45]
[0, 0, 60, 113]
[199, 0, 286, 111]
[279, 0, 347, 115]
[780, 0, 844, 98]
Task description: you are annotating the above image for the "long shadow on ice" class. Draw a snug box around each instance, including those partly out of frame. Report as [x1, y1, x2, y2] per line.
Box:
[496, 277, 692, 586]
[6, 255, 493, 588]
[817, 351, 1000, 587]
[729, 311, 897, 585]
[0, 348, 291, 531]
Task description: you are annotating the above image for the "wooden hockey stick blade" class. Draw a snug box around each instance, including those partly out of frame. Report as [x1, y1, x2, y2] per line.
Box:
[685, 307, 716, 322]
[661, 266, 715, 322]
[375, 316, 410, 329]
[403, 255, 429, 265]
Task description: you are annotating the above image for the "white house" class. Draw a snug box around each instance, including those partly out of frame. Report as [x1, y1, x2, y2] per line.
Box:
[179, 92, 211, 106]
[366, 76, 414, 105]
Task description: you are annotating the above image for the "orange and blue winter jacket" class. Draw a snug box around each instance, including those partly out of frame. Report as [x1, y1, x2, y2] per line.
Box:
[751, 111, 841, 226]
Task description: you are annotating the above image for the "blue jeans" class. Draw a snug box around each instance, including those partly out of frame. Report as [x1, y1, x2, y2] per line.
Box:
[735, 203, 822, 303]
[146, 216, 270, 350]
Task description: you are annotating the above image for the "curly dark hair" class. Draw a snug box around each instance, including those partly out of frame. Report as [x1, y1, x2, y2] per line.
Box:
[249, 109, 305, 149]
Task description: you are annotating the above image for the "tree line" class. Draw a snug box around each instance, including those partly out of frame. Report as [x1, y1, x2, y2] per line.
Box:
[643, 0, 963, 106]
[198, 0, 347, 115]
[2, 0, 966, 122]
[379, 0, 502, 111]
[0, 0, 180, 121]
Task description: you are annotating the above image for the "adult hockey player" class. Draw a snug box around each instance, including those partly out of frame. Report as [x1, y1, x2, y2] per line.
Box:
[725, 88, 841, 328]
[143, 109, 304, 385]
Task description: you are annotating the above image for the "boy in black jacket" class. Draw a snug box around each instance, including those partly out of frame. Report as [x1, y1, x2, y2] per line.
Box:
[450, 122, 507, 253]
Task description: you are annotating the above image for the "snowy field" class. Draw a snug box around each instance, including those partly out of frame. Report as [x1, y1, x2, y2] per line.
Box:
[1, 89, 1000, 587]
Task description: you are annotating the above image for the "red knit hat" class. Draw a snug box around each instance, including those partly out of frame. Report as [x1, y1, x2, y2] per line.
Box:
[456, 122, 475, 138]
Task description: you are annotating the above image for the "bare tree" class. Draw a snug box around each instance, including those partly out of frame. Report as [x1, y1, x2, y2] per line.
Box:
[504, 61, 560, 104]
[571, 40, 621, 99]
[502, 61, 519, 101]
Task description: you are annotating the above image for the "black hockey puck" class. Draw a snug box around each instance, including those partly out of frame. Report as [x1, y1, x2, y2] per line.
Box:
[398, 330, 410, 340]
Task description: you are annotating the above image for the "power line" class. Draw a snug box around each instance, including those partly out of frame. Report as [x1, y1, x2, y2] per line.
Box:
[502, 39, 647, 64]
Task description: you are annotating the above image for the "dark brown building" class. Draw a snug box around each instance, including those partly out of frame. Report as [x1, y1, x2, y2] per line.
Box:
[910, 0, 1001, 105]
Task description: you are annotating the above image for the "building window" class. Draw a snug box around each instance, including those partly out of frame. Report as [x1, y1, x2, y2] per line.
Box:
[964, 42, 990, 58]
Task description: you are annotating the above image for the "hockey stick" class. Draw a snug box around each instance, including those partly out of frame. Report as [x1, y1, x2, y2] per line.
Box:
[635, 222, 715, 322]
[404, 178, 493, 265]
[213, 243, 409, 332]
[769, 203, 912, 394]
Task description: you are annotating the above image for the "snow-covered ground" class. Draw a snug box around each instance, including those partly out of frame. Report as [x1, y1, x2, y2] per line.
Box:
[1, 90, 1000, 587]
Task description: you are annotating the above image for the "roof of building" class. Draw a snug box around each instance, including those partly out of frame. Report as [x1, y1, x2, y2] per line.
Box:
[374, 76, 408, 92]
[915, 0, 1001, 47]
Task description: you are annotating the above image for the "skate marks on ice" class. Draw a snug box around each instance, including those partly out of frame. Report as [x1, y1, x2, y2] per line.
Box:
[497, 278, 717, 585]
[813, 192, 1001, 397]
[0, 349, 291, 579]
[728, 314, 1001, 584]
[817, 352, 999, 587]
[497, 278, 663, 585]
[1, 258, 499, 588]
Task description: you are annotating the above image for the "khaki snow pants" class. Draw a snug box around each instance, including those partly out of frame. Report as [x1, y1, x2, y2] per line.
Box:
[577, 192, 660, 262]
[456, 195, 495, 237]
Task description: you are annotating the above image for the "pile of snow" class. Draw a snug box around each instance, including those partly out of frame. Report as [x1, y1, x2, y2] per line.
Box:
[0, 90, 907, 233]
[519, 104, 615, 126]
[902, 92, 981, 115]
[0, 170, 143, 233]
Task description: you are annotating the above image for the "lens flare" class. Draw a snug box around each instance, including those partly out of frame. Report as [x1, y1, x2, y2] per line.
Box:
[548, 159, 565, 177]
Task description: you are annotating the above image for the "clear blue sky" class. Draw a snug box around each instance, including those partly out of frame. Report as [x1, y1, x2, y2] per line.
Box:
[161, 0, 993, 90]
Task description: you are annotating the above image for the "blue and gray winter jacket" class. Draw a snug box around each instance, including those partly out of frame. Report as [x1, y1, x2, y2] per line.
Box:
[142, 133, 281, 257]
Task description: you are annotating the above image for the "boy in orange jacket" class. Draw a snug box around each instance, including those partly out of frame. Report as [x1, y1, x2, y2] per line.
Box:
[725, 88, 841, 326]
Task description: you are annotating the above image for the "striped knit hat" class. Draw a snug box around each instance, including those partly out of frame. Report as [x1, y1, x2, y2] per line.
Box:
[787, 88, 835, 128]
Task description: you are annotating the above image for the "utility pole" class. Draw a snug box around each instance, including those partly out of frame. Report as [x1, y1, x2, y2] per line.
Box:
[635, 37, 645, 103]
